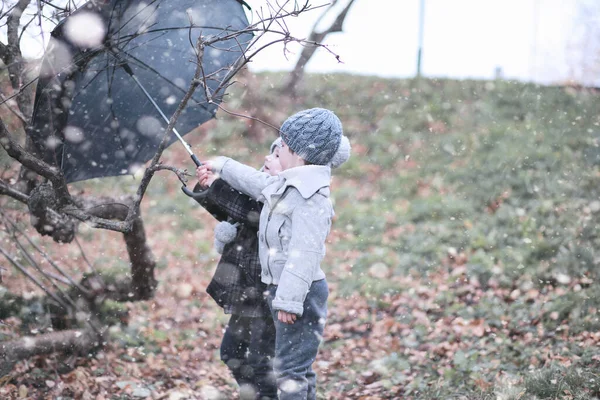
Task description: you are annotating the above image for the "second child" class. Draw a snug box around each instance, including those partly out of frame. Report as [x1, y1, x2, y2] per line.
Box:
[184, 138, 284, 399]
[197, 108, 351, 399]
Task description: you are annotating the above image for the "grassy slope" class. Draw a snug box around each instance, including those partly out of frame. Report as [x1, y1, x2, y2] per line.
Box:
[214, 74, 600, 398]
[2, 74, 600, 399]
[295, 75, 600, 398]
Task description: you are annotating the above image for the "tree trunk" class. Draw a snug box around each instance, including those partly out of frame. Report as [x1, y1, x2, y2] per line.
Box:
[282, 0, 357, 96]
[125, 216, 157, 299]
[82, 197, 157, 300]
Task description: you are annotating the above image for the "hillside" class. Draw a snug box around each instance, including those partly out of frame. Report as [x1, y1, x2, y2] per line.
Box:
[1, 74, 600, 399]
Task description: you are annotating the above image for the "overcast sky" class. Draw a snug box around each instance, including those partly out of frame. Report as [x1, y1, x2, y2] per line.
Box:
[248, 0, 598, 85]
[9, 0, 599, 85]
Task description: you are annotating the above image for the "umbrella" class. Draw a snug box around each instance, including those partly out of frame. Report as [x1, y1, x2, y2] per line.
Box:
[28, 0, 251, 183]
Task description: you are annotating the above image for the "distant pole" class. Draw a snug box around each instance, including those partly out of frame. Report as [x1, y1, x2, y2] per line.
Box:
[530, 0, 539, 81]
[417, 0, 425, 78]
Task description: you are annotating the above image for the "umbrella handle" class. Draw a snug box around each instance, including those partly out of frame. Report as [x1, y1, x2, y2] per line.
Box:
[191, 154, 202, 167]
[236, 0, 251, 10]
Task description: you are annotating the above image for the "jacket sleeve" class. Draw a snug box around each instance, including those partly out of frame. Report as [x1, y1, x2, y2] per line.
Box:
[189, 182, 228, 222]
[216, 157, 277, 200]
[271, 199, 331, 316]
[206, 179, 262, 228]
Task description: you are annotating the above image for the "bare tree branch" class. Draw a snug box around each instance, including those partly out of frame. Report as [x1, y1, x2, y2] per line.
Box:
[6, 0, 29, 89]
[0, 245, 70, 309]
[0, 119, 137, 234]
[6, 0, 34, 117]
[0, 119, 70, 201]
[12, 236, 81, 309]
[217, 102, 281, 133]
[80, 196, 157, 299]
[0, 0, 340, 251]
[283, 0, 357, 94]
[0, 91, 28, 124]
[0, 328, 103, 377]
[13, 223, 91, 296]
[150, 164, 190, 185]
[0, 178, 29, 202]
[200, 1, 334, 102]
[126, 37, 207, 226]
[0, 0, 336, 374]
[39, 269, 71, 285]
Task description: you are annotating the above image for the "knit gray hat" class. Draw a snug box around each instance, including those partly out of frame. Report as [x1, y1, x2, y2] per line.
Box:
[270, 137, 282, 154]
[280, 108, 343, 165]
[328, 135, 351, 169]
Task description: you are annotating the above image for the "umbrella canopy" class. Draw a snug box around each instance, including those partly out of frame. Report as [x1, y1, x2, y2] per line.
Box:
[28, 0, 251, 183]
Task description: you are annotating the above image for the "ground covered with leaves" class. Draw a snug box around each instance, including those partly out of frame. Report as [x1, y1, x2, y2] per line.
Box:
[2, 75, 600, 399]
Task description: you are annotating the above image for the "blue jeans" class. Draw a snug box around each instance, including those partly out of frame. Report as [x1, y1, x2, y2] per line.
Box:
[266, 280, 329, 400]
[220, 314, 277, 399]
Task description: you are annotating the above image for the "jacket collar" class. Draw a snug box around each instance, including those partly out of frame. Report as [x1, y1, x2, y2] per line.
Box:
[279, 165, 331, 199]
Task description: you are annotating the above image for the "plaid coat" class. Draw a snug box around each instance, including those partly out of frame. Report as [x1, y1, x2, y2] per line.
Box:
[191, 179, 269, 317]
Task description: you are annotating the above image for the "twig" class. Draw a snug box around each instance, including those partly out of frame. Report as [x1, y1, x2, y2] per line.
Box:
[0, 119, 72, 206]
[0, 178, 29, 203]
[0, 216, 103, 334]
[61, 208, 129, 232]
[39, 0, 69, 12]
[73, 236, 97, 275]
[183, 16, 211, 103]
[150, 164, 190, 185]
[196, 40, 210, 103]
[40, 269, 71, 285]
[201, 1, 335, 101]
[0, 75, 38, 106]
[13, 238, 103, 336]
[13, 238, 78, 308]
[1, 213, 76, 301]
[36, 0, 45, 50]
[0, 245, 70, 310]
[0, 211, 91, 297]
[18, 13, 37, 44]
[0, 92, 28, 125]
[216, 103, 281, 133]
[127, 38, 207, 224]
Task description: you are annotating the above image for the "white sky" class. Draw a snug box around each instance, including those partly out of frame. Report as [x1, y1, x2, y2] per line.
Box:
[8, 0, 600, 85]
[247, 0, 598, 85]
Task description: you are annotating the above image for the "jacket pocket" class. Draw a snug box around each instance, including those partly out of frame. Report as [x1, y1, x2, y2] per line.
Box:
[266, 216, 285, 257]
[277, 219, 291, 254]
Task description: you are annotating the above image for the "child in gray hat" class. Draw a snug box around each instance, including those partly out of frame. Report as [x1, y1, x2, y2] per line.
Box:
[197, 108, 350, 400]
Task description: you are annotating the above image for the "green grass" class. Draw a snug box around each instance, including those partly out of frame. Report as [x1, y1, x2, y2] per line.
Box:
[297, 76, 600, 284]
[4, 72, 600, 398]
[291, 75, 600, 398]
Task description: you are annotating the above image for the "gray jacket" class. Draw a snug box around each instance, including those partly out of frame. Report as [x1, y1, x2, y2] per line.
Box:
[214, 157, 334, 316]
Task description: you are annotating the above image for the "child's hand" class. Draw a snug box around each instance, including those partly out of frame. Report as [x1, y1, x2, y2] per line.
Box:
[278, 310, 297, 324]
[196, 165, 216, 189]
[201, 160, 215, 171]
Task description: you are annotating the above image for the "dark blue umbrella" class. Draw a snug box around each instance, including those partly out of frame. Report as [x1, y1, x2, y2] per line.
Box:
[28, 0, 251, 183]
